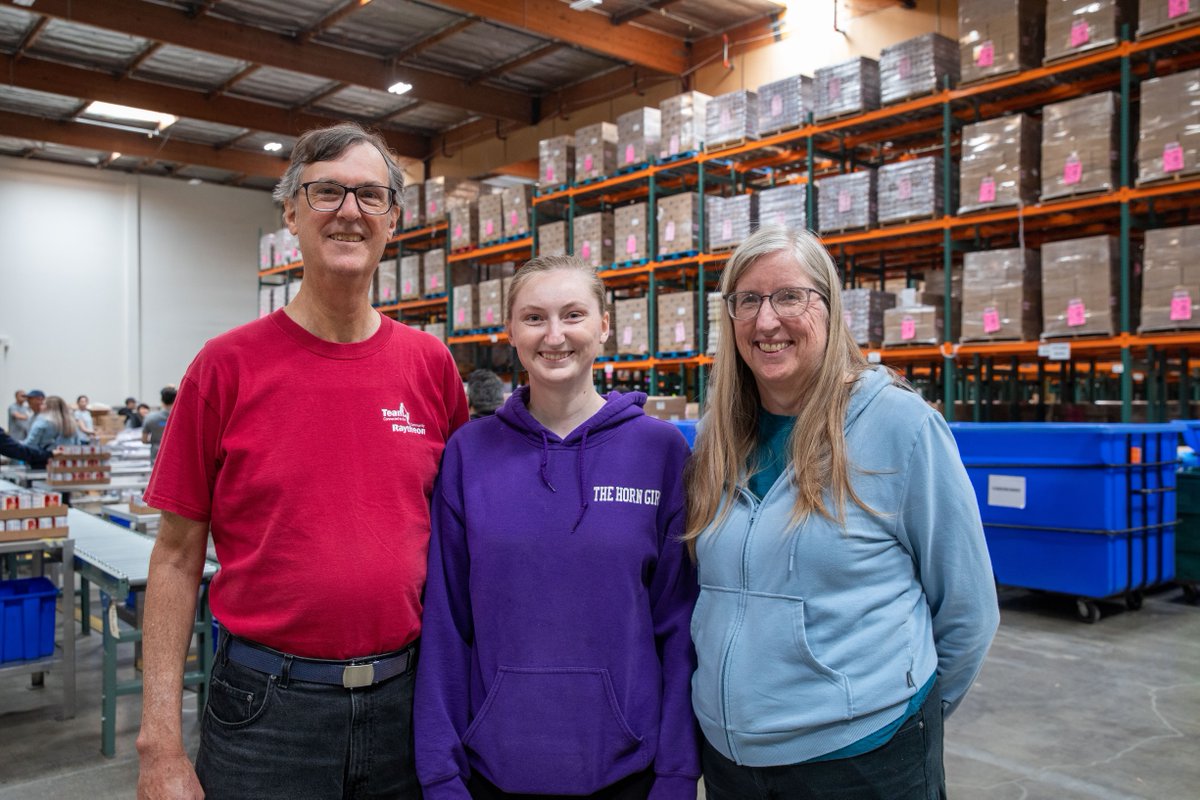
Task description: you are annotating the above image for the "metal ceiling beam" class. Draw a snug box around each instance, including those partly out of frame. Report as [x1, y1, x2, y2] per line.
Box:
[429, 0, 688, 75]
[8, 0, 535, 124]
[298, 0, 374, 44]
[610, 0, 683, 27]
[0, 54, 429, 158]
[14, 15, 49, 59]
[209, 63, 261, 97]
[467, 41, 563, 85]
[390, 17, 477, 62]
[122, 41, 164, 78]
[0, 113, 288, 179]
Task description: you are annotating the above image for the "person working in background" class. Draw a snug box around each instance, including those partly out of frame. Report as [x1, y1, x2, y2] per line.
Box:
[136, 403, 151, 425]
[137, 121, 468, 800]
[74, 395, 96, 441]
[141, 387, 176, 465]
[117, 396, 140, 428]
[24, 395, 87, 450]
[0, 425, 53, 468]
[466, 368, 505, 419]
[7, 390, 32, 440]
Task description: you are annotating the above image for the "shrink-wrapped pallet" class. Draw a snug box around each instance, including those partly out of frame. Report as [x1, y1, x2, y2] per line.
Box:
[842, 288, 896, 346]
[756, 74, 813, 135]
[538, 221, 567, 257]
[425, 177, 481, 224]
[657, 291, 697, 353]
[961, 249, 1042, 341]
[401, 183, 423, 229]
[1041, 92, 1118, 200]
[614, 203, 650, 263]
[399, 254, 422, 301]
[451, 283, 476, 332]
[756, 183, 807, 231]
[884, 289, 960, 346]
[1041, 235, 1122, 337]
[617, 108, 661, 168]
[1139, 0, 1200, 37]
[877, 157, 944, 224]
[656, 193, 702, 256]
[477, 278, 505, 329]
[575, 122, 618, 182]
[958, 0, 1045, 84]
[477, 192, 504, 245]
[659, 92, 710, 158]
[449, 203, 478, 251]
[1045, 0, 1132, 62]
[422, 249, 446, 296]
[814, 57, 881, 121]
[573, 211, 614, 268]
[502, 185, 534, 239]
[880, 33, 960, 104]
[958, 114, 1041, 213]
[615, 296, 651, 355]
[538, 135, 574, 189]
[816, 170, 876, 232]
[706, 90, 759, 149]
[1137, 68, 1200, 185]
[376, 258, 398, 305]
[1139, 224, 1200, 332]
[706, 194, 758, 251]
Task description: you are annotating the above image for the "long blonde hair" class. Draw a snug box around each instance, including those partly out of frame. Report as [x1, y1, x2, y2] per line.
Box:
[684, 226, 871, 546]
[42, 395, 78, 439]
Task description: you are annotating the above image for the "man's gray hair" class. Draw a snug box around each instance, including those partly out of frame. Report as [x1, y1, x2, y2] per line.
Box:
[272, 122, 405, 205]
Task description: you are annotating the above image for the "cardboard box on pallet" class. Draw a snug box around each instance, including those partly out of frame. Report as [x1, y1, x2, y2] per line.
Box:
[478, 192, 504, 245]
[617, 108, 661, 168]
[376, 258, 399, 305]
[657, 291, 697, 353]
[423, 249, 446, 296]
[1139, 0, 1200, 37]
[880, 33, 960, 104]
[877, 157, 944, 224]
[884, 290, 960, 345]
[814, 57, 881, 121]
[842, 288, 896, 346]
[756, 74, 813, 136]
[538, 220, 567, 257]
[706, 193, 758, 251]
[477, 278, 505, 329]
[757, 183, 808, 231]
[425, 177, 481, 224]
[399, 254, 423, 300]
[1042, 91, 1117, 200]
[1137, 68, 1200, 185]
[401, 183, 423, 229]
[1041, 235, 1122, 337]
[451, 283, 477, 332]
[816, 170, 876, 232]
[573, 211, 615, 268]
[502, 185, 534, 238]
[615, 296, 651, 355]
[449, 203, 479, 251]
[961, 249, 1042, 341]
[1046, 0, 1133, 62]
[659, 91, 710, 158]
[958, 113, 1041, 213]
[575, 122, 618, 182]
[706, 90, 759, 150]
[1139, 224, 1200, 332]
[656, 193, 702, 256]
[614, 202, 650, 263]
[958, 0, 1045, 84]
[538, 135, 575, 189]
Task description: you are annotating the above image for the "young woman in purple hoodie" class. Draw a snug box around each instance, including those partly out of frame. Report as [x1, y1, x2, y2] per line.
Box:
[415, 255, 700, 799]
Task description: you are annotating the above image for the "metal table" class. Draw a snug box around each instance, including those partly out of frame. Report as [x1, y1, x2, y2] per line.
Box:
[69, 508, 217, 756]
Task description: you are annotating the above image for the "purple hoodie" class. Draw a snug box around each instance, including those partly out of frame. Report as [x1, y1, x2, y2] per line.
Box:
[415, 387, 700, 798]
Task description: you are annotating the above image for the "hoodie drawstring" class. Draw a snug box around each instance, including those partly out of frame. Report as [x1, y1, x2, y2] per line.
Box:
[539, 430, 557, 493]
[569, 428, 591, 534]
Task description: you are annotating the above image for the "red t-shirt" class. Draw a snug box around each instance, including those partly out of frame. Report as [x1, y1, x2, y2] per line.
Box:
[144, 310, 468, 658]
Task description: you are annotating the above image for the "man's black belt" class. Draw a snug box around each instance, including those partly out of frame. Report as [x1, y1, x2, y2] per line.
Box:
[225, 635, 416, 689]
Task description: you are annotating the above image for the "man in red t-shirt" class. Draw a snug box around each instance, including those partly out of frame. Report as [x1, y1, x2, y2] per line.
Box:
[136, 122, 468, 800]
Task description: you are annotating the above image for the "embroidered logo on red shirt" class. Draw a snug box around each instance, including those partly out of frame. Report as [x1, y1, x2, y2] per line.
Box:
[382, 403, 427, 435]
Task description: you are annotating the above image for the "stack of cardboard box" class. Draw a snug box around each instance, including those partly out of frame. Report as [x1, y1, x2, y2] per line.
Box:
[376, 259, 398, 305]
[399, 255, 422, 300]
[1041, 235, 1122, 337]
[615, 296, 651, 355]
[538, 136, 575, 188]
[575, 122, 618, 182]
[656, 193, 702, 256]
[958, 114, 1041, 212]
[1045, 0, 1132, 62]
[477, 192, 504, 245]
[614, 203, 650, 263]
[617, 108, 661, 169]
[958, 0, 1045, 83]
[401, 184, 423, 229]
[423, 249, 446, 296]
[1137, 68, 1200, 185]
[477, 278, 505, 328]
[1139, 0, 1200, 36]
[1041, 91, 1117, 200]
[706, 193, 758, 251]
[961, 249, 1042, 341]
[757, 184, 807, 231]
[451, 283, 477, 332]
[814, 57, 881, 120]
[502, 185, 534, 238]
[884, 288, 959, 346]
[817, 170, 877, 232]
[425, 177, 481, 224]
[538, 221, 567, 257]
[756, 74, 813, 136]
[706, 90, 759, 150]
[449, 203, 479, 251]
[573, 211, 615, 268]
[842, 288, 896, 346]
[880, 33, 960, 104]
[1139, 224, 1200, 332]
[657, 291, 697, 353]
[659, 91, 710, 158]
[877, 157, 944, 223]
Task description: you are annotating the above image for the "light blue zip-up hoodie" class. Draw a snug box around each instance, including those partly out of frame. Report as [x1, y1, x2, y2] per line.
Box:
[691, 366, 999, 767]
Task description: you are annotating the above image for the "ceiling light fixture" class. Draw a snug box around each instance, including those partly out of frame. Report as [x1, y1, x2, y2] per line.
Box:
[263, 141, 283, 152]
[82, 101, 177, 132]
[388, 81, 413, 95]
[569, 0, 602, 10]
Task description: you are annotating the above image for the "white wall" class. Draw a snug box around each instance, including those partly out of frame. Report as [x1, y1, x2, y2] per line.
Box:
[0, 157, 279, 411]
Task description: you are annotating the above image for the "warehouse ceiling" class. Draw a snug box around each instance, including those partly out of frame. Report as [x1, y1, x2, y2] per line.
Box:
[0, 0, 790, 190]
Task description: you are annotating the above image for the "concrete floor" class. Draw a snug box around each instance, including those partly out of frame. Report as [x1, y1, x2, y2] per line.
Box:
[0, 587, 1197, 800]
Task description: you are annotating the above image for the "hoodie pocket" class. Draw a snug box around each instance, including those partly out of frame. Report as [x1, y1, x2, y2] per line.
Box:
[725, 592, 853, 733]
[462, 666, 643, 794]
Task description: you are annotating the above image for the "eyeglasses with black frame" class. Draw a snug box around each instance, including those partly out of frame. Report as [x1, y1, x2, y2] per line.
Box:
[300, 181, 396, 215]
[724, 287, 826, 320]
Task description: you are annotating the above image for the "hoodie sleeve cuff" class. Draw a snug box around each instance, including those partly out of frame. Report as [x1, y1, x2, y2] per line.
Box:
[420, 775, 473, 800]
[648, 773, 702, 800]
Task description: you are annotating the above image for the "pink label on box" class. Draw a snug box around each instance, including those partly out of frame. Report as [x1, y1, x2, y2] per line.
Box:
[546, 165, 555, 183]
[431, 274, 440, 289]
[976, 41, 994, 67]
[983, 307, 1001, 333]
[403, 280, 412, 294]
[456, 308, 465, 323]
[485, 308, 495, 324]
[665, 221, 676, 242]
[626, 234, 637, 255]
[1070, 19, 1090, 48]
[1171, 290, 1193, 321]
[670, 134, 680, 154]
[581, 240, 591, 260]
[899, 55, 912, 79]
[674, 322, 687, 343]
[1067, 298, 1087, 327]
[837, 190, 852, 213]
[1164, 142, 1185, 172]
[828, 77, 841, 101]
[720, 108, 731, 126]
[900, 316, 916, 340]
[454, 224, 462, 239]
[428, 200, 437, 215]
[1169, 0, 1190, 19]
[584, 154, 594, 173]
[1063, 157, 1083, 185]
[485, 219, 494, 235]
[979, 176, 996, 203]
[898, 177, 912, 200]
[405, 209, 414, 223]
[625, 144, 636, 164]
[722, 219, 733, 239]
[771, 94, 783, 117]
[622, 326, 633, 345]
[510, 210, 519, 226]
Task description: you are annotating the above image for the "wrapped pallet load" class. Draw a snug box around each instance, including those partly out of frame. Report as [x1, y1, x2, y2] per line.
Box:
[958, 114, 1041, 213]
[814, 57, 881, 120]
[879, 33, 960, 104]
[1041, 92, 1118, 200]
[961, 249, 1042, 342]
[958, 0, 1045, 83]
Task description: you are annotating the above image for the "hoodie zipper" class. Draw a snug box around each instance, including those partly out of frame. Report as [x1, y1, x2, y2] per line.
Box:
[719, 489, 758, 763]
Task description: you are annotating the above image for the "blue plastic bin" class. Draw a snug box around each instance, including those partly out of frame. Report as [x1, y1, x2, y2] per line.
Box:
[950, 423, 1178, 606]
[1177, 419, 1200, 454]
[0, 577, 58, 663]
[668, 418, 698, 448]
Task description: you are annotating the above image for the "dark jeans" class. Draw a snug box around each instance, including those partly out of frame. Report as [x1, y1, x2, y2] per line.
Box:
[701, 681, 946, 800]
[467, 768, 654, 799]
[195, 635, 422, 799]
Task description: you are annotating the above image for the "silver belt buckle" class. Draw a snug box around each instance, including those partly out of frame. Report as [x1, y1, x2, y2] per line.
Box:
[342, 663, 375, 689]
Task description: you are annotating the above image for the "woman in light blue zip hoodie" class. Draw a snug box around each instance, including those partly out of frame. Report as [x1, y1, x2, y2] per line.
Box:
[685, 226, 999, 799]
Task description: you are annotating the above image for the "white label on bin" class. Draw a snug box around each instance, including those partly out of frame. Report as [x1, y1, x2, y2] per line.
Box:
[987, 475, 1026, 509]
